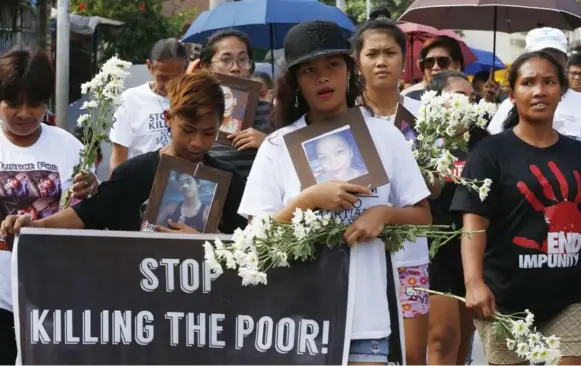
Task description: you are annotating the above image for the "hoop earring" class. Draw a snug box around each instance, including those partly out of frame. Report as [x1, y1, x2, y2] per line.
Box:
[295, 94, 299, 108]
[347, 77, 351, 96]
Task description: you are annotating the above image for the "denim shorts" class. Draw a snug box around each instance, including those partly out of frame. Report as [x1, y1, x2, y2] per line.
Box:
[348, 337, 390, 364]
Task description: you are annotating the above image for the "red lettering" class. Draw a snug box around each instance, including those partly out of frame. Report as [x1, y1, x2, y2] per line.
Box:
[444, 161, 466, 182]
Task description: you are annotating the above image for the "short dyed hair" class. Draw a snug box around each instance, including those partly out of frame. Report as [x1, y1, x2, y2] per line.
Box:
[0, 47, 54, 105]
[166, 69, 225, 124]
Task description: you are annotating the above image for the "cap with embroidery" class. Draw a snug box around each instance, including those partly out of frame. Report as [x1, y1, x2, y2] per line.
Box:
[284, 20, 351, 68]
[525, 27, 568, 54]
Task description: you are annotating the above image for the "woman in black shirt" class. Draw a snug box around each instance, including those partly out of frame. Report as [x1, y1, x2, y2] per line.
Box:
[451, 51, 581, 365]
[425, 71, 489, 365]
[1, 70, 247, 235]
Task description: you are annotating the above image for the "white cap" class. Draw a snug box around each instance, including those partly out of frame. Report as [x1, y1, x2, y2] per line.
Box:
[525, 27, 568, 54]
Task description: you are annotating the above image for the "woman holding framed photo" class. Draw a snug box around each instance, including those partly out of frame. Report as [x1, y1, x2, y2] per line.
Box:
[1, 70, 247, 236]
[350, 9, 434, 364]
[238, 20, 432, 365]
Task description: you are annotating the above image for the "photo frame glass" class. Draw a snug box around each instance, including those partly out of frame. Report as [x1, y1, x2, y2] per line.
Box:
[142, 155, 232, 233]
[215, 74, 261, 146]
[283, 108, 389, 191]
[301, 126, 369, 184]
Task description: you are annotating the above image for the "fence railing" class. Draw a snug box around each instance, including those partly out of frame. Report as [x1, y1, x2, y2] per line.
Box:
[0, 6, 38, 54]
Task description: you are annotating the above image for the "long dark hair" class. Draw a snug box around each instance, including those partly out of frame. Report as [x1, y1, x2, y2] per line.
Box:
[502, 51, 569, 130]
[351, 6, 406, 59]
[199, 29, 255, 74]
[270, 55, 364, 131]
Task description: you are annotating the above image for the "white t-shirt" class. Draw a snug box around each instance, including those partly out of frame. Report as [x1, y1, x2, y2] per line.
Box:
[238, 111, 430, 340]
[0, 124, 84, 312]
[488, 89, 581, 139]
[362, 97, 430, 268]
[109, 82, 171, 159]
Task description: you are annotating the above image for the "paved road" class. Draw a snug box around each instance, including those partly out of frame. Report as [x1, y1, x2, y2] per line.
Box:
[471, 331, 486, 365]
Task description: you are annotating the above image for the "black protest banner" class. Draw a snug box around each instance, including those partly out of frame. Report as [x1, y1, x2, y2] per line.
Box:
[12, 229, 352, 365]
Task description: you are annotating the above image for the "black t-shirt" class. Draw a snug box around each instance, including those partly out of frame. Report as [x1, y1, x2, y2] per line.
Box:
[451, 130, 581, 321]
[72, 150, 247, 234]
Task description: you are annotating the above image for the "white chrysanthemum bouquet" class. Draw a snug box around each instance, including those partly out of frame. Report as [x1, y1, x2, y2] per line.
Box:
[61, 56, 132, 209]
[414, 91, 497, 201]
[204, 209, 477, 286]
[415, 288, 561, 365]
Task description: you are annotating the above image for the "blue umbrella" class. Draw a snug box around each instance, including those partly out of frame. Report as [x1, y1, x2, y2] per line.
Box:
[465, 47, 506, 75]
[181, 0, 355, 49]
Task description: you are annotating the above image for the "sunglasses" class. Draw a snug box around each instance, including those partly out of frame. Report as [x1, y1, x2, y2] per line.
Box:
[421, 56, 452, 70]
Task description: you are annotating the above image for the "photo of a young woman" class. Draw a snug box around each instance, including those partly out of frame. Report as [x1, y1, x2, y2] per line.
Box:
[220, 85, 243, 133]
[155, 172, 216, 232]
[303, 127, 368, 184]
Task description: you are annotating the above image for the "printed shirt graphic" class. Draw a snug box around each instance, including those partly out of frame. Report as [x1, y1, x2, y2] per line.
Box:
[109, 82, 171, 160]
[450, 130, 581, 321]
[238, 112, 430, 340]
[0, 124, 83, 312]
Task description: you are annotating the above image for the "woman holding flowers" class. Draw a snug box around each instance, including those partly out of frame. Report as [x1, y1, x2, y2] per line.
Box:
[350, 9, 431, 365]
[238, 20, 432, 364]
[424, 71, 489, 365]
[0, 47, 97, 365]
[1, 70, 247, 236]
[452, 51, 581, 365]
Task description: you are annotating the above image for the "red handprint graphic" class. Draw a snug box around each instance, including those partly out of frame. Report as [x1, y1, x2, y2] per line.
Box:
[514, 162, 581, 253]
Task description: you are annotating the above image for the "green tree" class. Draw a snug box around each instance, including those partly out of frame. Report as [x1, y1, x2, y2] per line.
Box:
[322, 0, 414, 25]
[69, 0, 198, 64]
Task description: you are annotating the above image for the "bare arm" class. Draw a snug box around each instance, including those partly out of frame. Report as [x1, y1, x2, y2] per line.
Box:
[272, 193, 315, 222]
[385, 199, 432, 225]
[461, 213, 489, 286]
[36, 208, 86, 229]
[426, 176, 443, 200]
[109, 143, 129, 178]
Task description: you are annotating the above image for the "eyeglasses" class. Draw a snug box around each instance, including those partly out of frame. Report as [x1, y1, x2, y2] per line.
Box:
[569, 71, 581, 79]
[421, 56, 452, 70]
[213, 57, 254, 70]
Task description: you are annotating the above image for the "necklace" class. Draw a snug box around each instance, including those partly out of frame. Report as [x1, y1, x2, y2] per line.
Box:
[150, 82, 168, 112]
[366, 93, 404, 120]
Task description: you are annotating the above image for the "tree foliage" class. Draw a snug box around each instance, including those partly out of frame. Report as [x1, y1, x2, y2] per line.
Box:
[69, 0, 198, 64]
[322, 0, 414, 25]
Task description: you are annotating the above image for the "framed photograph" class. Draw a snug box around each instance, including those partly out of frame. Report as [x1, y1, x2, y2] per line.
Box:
[394, 103, 420, 146]
[283, 108, 389, 190]
[214, 73, 261, 146]
[142, 154, 232, 233]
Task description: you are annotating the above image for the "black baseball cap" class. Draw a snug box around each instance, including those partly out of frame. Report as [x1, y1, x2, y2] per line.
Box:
[284, 20, 351, 68]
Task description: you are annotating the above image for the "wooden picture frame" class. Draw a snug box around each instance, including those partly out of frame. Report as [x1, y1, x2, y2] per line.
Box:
[283, 108, 389, 191]
[394, 103, 419, 142]
[142, 154, 232, 233]
[214, 73, 261, 146]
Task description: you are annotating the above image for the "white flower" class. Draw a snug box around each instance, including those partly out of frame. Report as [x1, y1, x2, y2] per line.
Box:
[545, 335, 560, 350]
[529, 345, 548, 364]
[80, 100, 98, 110]
[506, 339, 516, 351]
[293, 225, 307, 240]
[239, 267, 267, 286]
[232, 227, 253, 251]
[479, 178, 492, 201]
[291, 208, 304, 226]
[511, 320, 529, 337]
[244, 252, 259, 270]
[528, 332, 542, 345]
[516, 342, 530, 357]
[202, 241, 223, 275]
[463, 131, 471, 142]
[303, 209, 318, 227]
[76, 114, 90, 127]
[524, 309, 535, 327]
[250, 217, 267, 239]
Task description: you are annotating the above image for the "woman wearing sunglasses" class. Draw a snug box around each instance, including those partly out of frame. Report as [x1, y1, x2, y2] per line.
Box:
[402, 36, 464, 101]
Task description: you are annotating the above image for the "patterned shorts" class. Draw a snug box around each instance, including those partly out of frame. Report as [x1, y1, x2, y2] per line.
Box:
[398, 264, 430, 318]
[475, 303, 581, 365]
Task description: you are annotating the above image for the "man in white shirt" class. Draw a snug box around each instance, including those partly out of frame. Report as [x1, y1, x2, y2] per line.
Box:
[488, 28, 581, 139]
[109, 38, 188, 175]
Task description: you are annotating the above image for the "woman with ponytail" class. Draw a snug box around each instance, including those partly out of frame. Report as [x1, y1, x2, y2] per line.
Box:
[351, 8, 433, 364]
